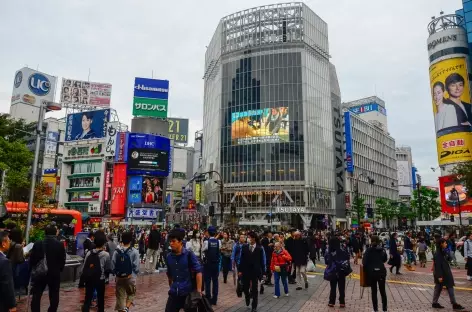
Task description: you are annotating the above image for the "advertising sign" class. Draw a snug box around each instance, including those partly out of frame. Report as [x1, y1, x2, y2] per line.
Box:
[397, 160, 412, 196]
[127, 208, 161, 219]
[168, 118, 189, 144]
[134, 78, 169, 99]
[127, 133, 171, 175]
[61, 78, 112, 107]
[88, 202, 101, 213]
[127, 175, 164, 205]
[70, 191, 99, 202]
[429, 57, 472, 166]
[115, 132, 128, 162]
[349, 103, 387, 116]
[344, 111, 354, 173]
[439, 175, 472, 213]
[110, 163, 127, 215]
[63, 142, 103, 160]
[44, 131, 59, 157]
[104, 121, 119, 158]
[132, 97, 168, 118]
[11, 67, 57, 106]
[231, 107, 289, 145]
[65, 109, 110, 141]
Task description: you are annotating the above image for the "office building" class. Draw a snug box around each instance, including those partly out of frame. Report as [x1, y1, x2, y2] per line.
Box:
[395, 146, 414, 201]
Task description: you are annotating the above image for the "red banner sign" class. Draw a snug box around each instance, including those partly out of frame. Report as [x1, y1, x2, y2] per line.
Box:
[439, 175, 472, 213]
[110, 163, 127, 215]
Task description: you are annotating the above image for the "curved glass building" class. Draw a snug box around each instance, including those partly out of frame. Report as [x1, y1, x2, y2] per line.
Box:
[202, 3, 343, 229]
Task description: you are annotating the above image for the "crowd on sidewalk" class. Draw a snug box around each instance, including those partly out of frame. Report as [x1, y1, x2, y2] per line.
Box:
[0, 223, 471, 312]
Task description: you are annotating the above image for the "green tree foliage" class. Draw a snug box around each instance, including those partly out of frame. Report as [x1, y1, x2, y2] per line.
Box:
[452, 161, 472, 192]
[352, 195, 365, 225]
[375, 198, 398, 228]
[410, 186, 441, 221]
[0, 114, 36, 202]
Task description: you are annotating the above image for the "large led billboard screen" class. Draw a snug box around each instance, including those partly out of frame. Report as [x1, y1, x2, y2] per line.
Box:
[127, 133, 170, 175]
[128, 175, 164, 205]
[231, 107, 289, 145]
[429, 57, 472, 166]
[65, 109, 110, 141]
[439, 175, 472, 213]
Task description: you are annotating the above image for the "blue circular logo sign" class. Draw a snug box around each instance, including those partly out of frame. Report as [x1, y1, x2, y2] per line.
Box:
[28, 73, 51, 96]
[14, 71, 23, 88]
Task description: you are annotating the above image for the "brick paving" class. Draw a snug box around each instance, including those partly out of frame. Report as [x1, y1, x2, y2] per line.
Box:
[15, 262, 472, 311]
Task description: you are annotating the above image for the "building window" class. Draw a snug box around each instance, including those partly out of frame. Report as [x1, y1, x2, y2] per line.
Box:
[72, 162, 101, 174]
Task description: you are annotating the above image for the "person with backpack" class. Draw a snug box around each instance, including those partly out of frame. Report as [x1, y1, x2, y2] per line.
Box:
[81, 230, 111, 312]
[105, 234, 117, 284]
[362, 235, 388, 312]
[113, 231, 140, 312]
[324, 235, 350, 308]
[29, 224, 66, 312]
[202, 226, 221, 305]
[464, 232, 472, 281]
[165, 229, 202, 312]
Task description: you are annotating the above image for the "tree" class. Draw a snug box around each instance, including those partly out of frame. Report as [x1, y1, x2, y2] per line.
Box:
[352, 195, 365, 227]
[0, 114, 36, 143]
[452, 161, 472, 191]
[375, 198, 398, 228]
[410, 186, 441, 221]
[33, 181, 50, 207]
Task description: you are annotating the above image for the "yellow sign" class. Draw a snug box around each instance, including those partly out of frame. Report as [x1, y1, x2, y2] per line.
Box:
[429, 57, 472, 165]
[195, 183, 201, 203]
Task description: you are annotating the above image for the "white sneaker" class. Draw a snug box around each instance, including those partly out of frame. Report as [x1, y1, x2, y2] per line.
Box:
[273, 295, 279, 299]
[285, 293, 289, 297]
[155, 269, 160, 273]
[467, 276, 472, 281]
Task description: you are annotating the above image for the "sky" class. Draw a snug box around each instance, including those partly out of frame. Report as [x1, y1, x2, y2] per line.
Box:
[0, 0, 462, 187]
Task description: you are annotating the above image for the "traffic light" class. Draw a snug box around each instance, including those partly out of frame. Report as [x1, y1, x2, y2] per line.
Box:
[230, 205, 236, 217]
[450, 215, 455, 222]
[209, 205, 215, 217]
[367, 207, 373, 219]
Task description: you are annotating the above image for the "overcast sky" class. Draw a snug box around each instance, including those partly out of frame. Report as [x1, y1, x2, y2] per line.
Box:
[0, 0, 461, 186]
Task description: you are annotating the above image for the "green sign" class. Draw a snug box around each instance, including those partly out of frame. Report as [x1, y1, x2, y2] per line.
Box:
[133, 97, 168, 118]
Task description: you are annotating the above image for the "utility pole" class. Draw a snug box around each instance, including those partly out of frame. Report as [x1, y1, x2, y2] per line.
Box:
[416, 173, 422, 221]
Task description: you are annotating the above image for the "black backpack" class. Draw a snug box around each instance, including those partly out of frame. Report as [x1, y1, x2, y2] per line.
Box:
[82, 250, 102, 283]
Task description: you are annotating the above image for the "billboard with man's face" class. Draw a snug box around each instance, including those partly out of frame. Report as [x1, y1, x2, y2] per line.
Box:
[231, 107, 289, 145]
[65, 109, 110, 141]
[429, 57, 472, 165]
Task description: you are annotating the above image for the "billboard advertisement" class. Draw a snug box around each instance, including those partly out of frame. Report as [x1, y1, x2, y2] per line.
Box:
[349, 103, 386, 116]
[11, 67, 57, 106]
[65, 109, 110, 141]
[133, 78, 169, 118]
[429, 57, 472, 165]
[127, 175, 164, 205]
[45, 131, 59, 157]
[61, 78, 112, 107]
[127, 133, 171, 175]
[111, 163, 127, 215]
[168, 118, 189, 144]
[439, 175, 472, 213]
[104, 121, 119, 158]
[397, 160, 412, 196]
[115, 132, 128, 162]
[231, 107, 289, 145]
[344, 111, 354, 173]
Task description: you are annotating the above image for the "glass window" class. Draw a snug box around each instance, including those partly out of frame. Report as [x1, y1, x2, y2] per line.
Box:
[465, 1, 472, 13]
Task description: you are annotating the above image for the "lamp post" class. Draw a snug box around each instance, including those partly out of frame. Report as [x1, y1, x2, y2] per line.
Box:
[354, 172, 375, 231]
[25, 101, 62, 244]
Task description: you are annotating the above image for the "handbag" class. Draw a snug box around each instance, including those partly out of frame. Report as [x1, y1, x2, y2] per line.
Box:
[184, 250, 202, 310]
[31, 242, 48, 281]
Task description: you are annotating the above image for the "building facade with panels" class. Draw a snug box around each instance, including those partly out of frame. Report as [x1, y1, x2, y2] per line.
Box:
[395, 146, 414, 201]
[202, 3, 342, 229]
[343, 103, 398, 226]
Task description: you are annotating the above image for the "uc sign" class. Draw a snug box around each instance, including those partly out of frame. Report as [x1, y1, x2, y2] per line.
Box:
[28, 73, 51, 96]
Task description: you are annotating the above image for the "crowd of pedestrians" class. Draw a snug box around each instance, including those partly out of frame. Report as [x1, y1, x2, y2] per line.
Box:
[0, 224, 471, 312]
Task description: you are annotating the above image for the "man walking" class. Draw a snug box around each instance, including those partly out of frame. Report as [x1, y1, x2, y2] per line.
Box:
[0, 231, 16, 312]
[29, 225, 66, 312]
[238, 231, 266, 312]
[145, 225, 161, 274]
[261, 231, 274, 286]
[465, 232, 472, 281]
[202, 226, 221, 305]
[292, 231, 309, 290]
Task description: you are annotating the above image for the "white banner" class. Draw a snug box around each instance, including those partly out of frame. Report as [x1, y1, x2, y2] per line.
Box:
[104, 121, 119, 158]
[88, 202, 101, 213]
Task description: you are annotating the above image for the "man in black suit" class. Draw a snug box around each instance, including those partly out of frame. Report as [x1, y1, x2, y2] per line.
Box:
[0, 231, 16, 312]
[238, 231, 266, 312]
[29, 225, 66, 312]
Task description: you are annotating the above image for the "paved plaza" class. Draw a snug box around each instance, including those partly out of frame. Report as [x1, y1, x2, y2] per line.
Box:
[15, 259, 472, 312]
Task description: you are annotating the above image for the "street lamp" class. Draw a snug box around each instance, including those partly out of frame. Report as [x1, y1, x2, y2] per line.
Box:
[354, 172, 375, 230]
[25, 101, 62, 244]
[450, 187, 463, 235]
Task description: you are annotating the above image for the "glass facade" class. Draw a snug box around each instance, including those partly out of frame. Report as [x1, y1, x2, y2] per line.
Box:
[457, 0, 472, 54]
[202, 3, 337, 224]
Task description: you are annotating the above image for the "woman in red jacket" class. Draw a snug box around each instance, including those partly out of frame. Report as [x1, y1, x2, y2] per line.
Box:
[270, 242, 292, 298]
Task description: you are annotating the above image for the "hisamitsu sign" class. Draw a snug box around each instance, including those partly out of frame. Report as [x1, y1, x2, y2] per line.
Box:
[133, 78, 169, 100]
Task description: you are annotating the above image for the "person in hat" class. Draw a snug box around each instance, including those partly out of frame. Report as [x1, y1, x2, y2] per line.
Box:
[202, 226, 221, 305]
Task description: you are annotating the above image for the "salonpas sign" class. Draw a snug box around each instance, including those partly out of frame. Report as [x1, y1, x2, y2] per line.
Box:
[132, 97, 168, 118]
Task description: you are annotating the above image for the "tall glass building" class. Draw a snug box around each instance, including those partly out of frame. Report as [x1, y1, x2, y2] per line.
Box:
[202, 3, 343, 229]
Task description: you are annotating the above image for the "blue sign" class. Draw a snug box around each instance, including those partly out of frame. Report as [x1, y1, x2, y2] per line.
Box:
[46, 131, 59, 142]
[349, 103, 387, 116]
[14, 71, 23, 88]
[127, 133, 171, 176]
[134, 77, 169, 100]
[412, 167, 418, 189]
[128, 176, 143, 204]
[43, 168, 57, 175]
[65, 109, 110, 141]
[28, 73, 51, 96]
[344, 111, 354, 173]
[127, 207, 162, 219]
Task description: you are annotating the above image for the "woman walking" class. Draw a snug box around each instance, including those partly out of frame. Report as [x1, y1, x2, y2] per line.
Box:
[388, 233, 401, 275]
[186, 230, 202, 259]
[432, 238, 465, 310]
[363, 236, 388, 312]
[270, 242, 292, 298]
[325, 236, 350, 308]
[220, 231, 235, 283]
[138, 232, 146, 263]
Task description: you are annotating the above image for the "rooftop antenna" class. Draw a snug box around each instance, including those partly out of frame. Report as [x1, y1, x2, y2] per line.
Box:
[152, 70, 154, 78]
[440, 11, 444, 15]
[88, 68, 91, 81]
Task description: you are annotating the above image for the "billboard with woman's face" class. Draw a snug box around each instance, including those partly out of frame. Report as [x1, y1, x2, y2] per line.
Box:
[65, 109, 110, 141]
[230, 107, 289, 145]
[429, 57, 472, 165]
